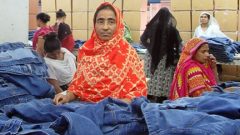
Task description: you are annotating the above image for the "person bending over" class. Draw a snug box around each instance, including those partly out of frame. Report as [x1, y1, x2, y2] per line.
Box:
[44, 32, 76, 94]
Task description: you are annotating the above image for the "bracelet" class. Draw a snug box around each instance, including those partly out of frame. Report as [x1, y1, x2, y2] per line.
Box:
[60, 91, 67, 96]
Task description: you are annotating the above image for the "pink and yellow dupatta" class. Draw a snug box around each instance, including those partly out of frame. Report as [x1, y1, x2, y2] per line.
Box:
[169, 38, 217, 100]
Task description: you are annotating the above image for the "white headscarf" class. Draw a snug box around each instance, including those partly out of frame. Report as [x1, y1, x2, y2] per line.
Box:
[194, 12, 233, 41]
[200, 12, 219, 29]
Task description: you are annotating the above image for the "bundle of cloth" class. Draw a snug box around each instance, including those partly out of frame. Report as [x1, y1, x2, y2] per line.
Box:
[206, 37, 240, 62]
[0, 82, 240, 134]
[0, 42, 55, 106]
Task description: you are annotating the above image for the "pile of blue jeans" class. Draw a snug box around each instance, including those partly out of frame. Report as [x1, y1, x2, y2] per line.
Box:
[206, 37, 240, 62]
[0, 42, 55, 106]
[0, 82, 240, 134]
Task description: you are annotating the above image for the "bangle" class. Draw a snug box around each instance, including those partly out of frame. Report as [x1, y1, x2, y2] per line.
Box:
[60, 91, 67, 96]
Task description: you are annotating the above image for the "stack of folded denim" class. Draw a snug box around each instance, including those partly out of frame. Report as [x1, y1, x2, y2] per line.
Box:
[28, 30, 35, 41]
[232, 41, 240, 53]
[74, 40, 86, 48]
[206, 37, 235, 62]
[0, 42, 55, 106]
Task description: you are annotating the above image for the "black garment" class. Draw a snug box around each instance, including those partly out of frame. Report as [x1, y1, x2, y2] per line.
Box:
[147, 95, 167, 103]
[140, 8, 182, 73]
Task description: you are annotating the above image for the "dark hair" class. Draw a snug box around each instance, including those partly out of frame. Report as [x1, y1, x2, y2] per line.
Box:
[56, 9, 66, 18]
[44, 32, 61, 53]
[36, 12, 50, 23]
[202, 13, 210, 20]
[93, 4, 116, 24]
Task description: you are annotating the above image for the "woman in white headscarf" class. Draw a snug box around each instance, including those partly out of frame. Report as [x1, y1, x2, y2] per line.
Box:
[193, 12, 232, 40]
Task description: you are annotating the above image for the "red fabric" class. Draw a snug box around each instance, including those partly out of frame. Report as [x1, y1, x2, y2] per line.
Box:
[68, 2, 147, 102]
[32, 26, 53, 50]
[61, 34, 75, 52]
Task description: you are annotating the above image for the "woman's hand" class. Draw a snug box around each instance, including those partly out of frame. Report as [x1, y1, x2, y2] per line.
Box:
[208, 54, 217, 69]
[53, 91, 77, 105]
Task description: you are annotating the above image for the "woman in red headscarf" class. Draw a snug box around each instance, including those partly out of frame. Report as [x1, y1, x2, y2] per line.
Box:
[169, 38, 218, 100]
[53, 2, 147, 104]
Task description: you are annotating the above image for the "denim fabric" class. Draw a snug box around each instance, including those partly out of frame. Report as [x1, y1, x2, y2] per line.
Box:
[0, 45, 42, 66]
[2, 97, 148, 135]
[3, 92, 240, 135]
[101, 98, 148, 135]
[149, 88, 240, 119]
[196, 90, 240, 119]
[218, 81, 240, 89]
[3, 99, 87, 123]
[0, 42, 25, 52]
[75, 98, 148, 135]
[18, 129, 58, 135]
[0, 76, 35, 107]
[51, 112, 103, 135]
[0, 119, 22, 135]
[0, 74, 55, 98]
[142, 104, 240, 135]
[232, 41, 240, 52]
[206, 37, 235, 62]
[0, 63, 48, 77]
[141, 90, 240, 134]
[52, 98, 148, 135]
[28, 31, 35, 41]
[74, 40, 85, 48]
[0, 42, 48, 78]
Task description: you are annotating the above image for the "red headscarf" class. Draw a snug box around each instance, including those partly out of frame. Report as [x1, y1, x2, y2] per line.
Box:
[68, 2, 147, 102]
[169, 38, 217, 100]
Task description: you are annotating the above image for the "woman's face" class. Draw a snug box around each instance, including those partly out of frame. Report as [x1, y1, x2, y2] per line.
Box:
[95, 9, 117, 41]
[193, 44, 210, 64]
[200, 14, 209, 25]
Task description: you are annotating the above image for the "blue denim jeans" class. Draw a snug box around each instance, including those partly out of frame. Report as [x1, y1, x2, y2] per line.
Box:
[50, 98, 148, 135]
[142, 104, 240, 135]
[50, 112, 103, 135]
[0, 63, 48, 78]
[0, 119, 22, 134]
[4, 91, 240, 135]
[0, 43, 42, 66]
[0, 76, 35, 107]
[3, 98, 87, 123]
[0, 74, 55, 98]
[3, 98, 148, 135]
[0, 42, 25, 52]
[0, 42, 48, 78]
[206, 37, 235, 62]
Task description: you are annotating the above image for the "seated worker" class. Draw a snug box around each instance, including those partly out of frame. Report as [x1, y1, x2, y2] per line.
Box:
[53, 2, 147, 105]
[169, 38, 218, 100]
[52, 9, 75, 52]
[32, 12, 53, 53]
[44, 32, 76, 94]
[193, 12, 232, 40]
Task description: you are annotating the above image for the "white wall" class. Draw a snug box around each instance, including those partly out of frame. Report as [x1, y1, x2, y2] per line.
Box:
[0, 0, 28, 44]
